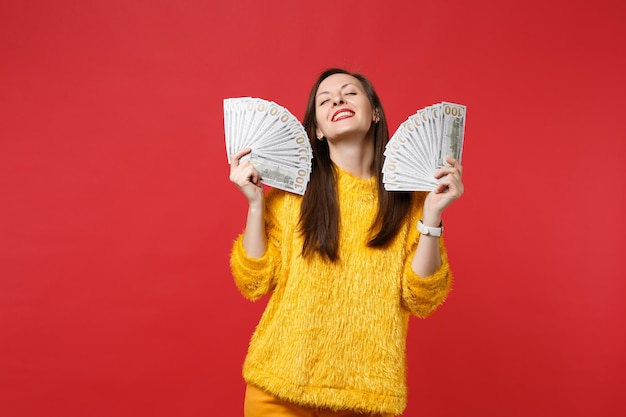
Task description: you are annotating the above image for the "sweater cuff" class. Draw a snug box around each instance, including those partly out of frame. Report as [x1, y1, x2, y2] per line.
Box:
[402, 249, 452, 318]
[231, 234, 272, 273]
[230, 234, 276, 300]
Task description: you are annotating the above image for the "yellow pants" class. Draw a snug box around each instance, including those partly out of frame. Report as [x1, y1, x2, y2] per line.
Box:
[244, 384, 395, 417]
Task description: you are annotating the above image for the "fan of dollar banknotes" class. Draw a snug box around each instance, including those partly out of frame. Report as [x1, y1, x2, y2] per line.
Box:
[382, 102, 466, 191]
[223, 97, 313, 195]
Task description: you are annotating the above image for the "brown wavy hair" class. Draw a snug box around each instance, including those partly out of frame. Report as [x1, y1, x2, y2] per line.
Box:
[299, 68, 412, 261]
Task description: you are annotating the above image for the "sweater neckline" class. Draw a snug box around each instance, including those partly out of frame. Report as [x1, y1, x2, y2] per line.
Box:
[335, 166, 378, 196]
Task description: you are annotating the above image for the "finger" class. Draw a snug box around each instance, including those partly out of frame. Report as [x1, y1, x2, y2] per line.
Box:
[434, 166, 454, 180]
[440, 176, 464, 198]
[230, 147, 252, 167]
[249, 168, 262, 186]
[241, 165, 263, 187]
[434, 181, 449, 194]
[445, 156, 463, 176]
[435, 168, 463, 192]
[435, 164, 463, 181]
[230, 164, 255, 186]
[444, 155, 457, 165]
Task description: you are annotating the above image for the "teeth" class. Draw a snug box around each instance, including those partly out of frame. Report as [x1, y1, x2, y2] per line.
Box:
[333, 111, 354, 121]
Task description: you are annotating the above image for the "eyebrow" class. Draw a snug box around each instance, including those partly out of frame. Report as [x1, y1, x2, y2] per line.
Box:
[316, 83, 358, 98]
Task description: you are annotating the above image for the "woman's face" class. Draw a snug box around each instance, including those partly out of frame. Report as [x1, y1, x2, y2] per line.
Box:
[314, 73, 377, 142]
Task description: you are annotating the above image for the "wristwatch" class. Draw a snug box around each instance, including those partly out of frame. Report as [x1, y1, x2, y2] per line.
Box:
[417, 220, 444, 237]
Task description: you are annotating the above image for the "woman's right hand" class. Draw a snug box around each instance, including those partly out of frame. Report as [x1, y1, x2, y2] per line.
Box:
[229, 148, 264, 206]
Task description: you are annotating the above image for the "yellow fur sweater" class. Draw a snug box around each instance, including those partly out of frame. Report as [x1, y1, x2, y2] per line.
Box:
[230, 168, 452, 415]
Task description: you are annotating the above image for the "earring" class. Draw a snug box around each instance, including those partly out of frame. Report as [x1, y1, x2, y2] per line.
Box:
[317, 135, 325, 141]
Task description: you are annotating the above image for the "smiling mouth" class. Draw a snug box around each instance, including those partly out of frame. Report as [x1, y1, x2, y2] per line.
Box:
[332, 110, 355, 122]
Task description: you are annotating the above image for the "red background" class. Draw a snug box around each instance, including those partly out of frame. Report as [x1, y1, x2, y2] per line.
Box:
[1, 1, 625, 416]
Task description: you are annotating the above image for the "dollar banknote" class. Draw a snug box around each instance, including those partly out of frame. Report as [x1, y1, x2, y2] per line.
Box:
[383, 102, 466, 192]
[223, 97, 313, 195]
[437, 102, 466, 167]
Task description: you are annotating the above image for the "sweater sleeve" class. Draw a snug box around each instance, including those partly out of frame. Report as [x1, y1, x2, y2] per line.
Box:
[229, 189, 285, 301]
[400, 194, 453, 318]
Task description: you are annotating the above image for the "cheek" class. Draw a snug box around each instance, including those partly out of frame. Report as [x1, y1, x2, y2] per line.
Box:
[315, 113, 326, 128]
[315, 114, 324, 137]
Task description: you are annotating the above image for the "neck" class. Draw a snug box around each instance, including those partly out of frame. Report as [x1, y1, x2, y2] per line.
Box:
[327, 133, 374, 179]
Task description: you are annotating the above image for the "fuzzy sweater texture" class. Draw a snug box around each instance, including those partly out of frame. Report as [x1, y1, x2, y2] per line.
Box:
[230, 168, 452, 415]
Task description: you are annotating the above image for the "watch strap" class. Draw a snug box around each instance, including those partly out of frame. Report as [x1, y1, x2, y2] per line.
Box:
[417, 220, 444, 237]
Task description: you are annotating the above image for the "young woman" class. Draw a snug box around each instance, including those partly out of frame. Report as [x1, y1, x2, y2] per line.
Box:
[229, 68, 464, 417]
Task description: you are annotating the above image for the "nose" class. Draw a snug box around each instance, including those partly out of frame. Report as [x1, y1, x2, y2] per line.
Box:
[331, 94, 344, 106]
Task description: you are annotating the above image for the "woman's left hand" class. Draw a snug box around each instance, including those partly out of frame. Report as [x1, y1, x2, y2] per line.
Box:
[423, 156, 464, 224]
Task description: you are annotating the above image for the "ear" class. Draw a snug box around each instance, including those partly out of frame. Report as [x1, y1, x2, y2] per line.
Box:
[316, 128, 324, 140]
